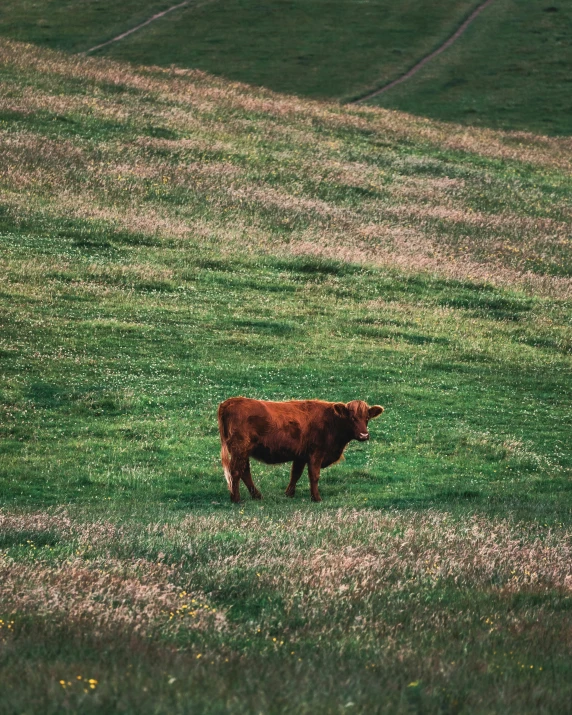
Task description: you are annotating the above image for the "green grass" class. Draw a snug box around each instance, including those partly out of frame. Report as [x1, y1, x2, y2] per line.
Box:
[0, 0, 176, 53]
[98, 0, 478, 102]
[0, 42, 571, 713]
[1, 239, 570, 518]
[0, 0, 477, 100]
[2, 0, 572, 134]
[368, 0, 572, 136]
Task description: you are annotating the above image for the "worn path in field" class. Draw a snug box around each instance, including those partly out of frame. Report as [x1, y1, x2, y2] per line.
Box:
[352, 0, 496, 103]
[82, 0, 495, 105]
[83, 1, 190, 55]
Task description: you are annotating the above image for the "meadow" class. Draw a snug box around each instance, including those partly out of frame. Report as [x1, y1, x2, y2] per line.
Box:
[372, 0, 572, 137]
[0, 41, 571, 712]
[0, 0, 480, 101]
[1, 0, 571, 135]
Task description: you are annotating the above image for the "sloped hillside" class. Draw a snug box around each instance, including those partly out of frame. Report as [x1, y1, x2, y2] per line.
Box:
[372, 0, 572, 136]
[2, 1, 571, 134]
[1, 40, 571, 295]
[0, 42, 571, 714]
[0, 0, 485, 98]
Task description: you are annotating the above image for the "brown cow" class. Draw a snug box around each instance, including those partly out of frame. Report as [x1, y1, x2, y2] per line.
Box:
[217, 397, 384, 503]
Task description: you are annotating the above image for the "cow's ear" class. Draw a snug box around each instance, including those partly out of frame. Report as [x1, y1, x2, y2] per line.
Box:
[333, 402, 348, 417]
[368, 405, 384, 419]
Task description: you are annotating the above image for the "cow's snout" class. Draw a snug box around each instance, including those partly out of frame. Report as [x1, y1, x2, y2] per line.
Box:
[358, 432, 370, 441]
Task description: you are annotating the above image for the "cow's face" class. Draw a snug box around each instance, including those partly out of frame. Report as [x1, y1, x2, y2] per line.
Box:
[334, 400, 384, 441]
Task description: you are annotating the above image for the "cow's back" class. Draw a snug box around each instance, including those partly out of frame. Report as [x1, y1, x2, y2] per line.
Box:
[218, 398, 334, 461]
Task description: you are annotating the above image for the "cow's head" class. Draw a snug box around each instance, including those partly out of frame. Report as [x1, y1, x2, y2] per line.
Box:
[333, 400, 384, 441]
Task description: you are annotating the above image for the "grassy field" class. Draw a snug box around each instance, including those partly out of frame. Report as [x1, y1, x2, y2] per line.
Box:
[371, 0, 572, 137]
[1, 0, 572, 135]
[0, 41, 571, 712]
[0, 0, 478, 100]
[0, 0, 176, 53]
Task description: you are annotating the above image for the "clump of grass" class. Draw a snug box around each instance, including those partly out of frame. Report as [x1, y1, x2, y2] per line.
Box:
[0, 508, 571, 713]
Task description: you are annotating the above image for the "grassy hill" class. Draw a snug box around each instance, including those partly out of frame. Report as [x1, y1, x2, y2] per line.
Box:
[371, 0, 572, 137]
[1, 0, 571, 135]
[0, 0, 478, 100]
[0, 41, 571, 712]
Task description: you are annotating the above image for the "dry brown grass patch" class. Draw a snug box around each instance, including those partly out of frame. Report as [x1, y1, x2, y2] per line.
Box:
[0, 556, 226, 636]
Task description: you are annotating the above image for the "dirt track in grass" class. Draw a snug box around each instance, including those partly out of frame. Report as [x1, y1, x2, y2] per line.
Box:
[353, 0, 496, 103]
[83, 1, 191, 55]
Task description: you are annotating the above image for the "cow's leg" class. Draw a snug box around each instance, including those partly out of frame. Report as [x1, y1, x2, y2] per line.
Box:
[229, 451, 248, 504]
[308, 454, 323, 502]
[241, 459, 262, 500]
[285, 458, 305, 497]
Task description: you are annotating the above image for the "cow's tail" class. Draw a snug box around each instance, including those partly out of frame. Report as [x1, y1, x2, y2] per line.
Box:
[221, 441, 232, 491]
[218, 404, 232, 491]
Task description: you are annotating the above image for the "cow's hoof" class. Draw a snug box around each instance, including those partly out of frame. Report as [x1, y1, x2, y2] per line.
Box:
[311, 495, 322, 503]
[251, 491, 262, 500]
[230, 495, 242, 504]
[285, 489, 295, 498]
